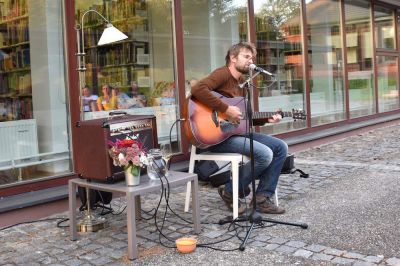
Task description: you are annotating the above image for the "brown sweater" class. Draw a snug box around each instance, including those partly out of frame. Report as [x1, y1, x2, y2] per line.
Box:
[191, 66, 245, 113]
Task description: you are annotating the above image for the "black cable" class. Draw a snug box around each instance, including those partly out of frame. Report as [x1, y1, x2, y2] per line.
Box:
[57, 218, 70, 228]
[152, 172, 176, 249]
[0, 217, 68, 231]
[111, 205, 127, 215]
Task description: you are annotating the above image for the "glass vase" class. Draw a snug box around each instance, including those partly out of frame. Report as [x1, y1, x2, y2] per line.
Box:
[124, 165, 141, 186]
[147, 148, 166, 180]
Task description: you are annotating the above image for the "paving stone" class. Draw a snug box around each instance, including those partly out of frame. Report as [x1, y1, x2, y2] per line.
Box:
[250, 240, 266, 247]
[107, 250, 125, 260]
[311, 253, 334, 262]
[64, 258, 85, 266]
[109, 241, 128, 249]
[286, 240, 306, 248]
[331, 257, 355, 265]
[78, 252, 100, 261]
[202, 230, 225, 239]
[293, 249, 313, 258]
[254, 234, 272, 242]
[363, 255, 384, 263]
[304, 244, 327, 252]
[38, 256, 57, 265]
[265, 243, 280, 251]
[323, 247, 345, 256]
[386, 257, 400, 266]
[91, 256, 113, 265]
[342, 251, 365, 260]
[268, 237, 287, 245]
[274, 245, 297, 254]
[352, 261, 376, 266]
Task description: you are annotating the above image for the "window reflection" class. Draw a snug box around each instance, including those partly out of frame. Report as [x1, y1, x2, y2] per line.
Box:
[306, 0, 346, 126]
[182, 0, 248, 81]
[253, 0, 305, 134]
[345, 0, 375, 118]
[374, 5, 395, 50]
[377, 56, 399, 112]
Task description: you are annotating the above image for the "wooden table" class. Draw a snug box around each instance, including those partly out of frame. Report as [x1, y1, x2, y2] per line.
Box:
[68, 171, 200, 260]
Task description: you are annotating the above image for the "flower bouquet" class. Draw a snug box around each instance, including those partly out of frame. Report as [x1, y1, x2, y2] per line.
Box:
[107, 138, 149, 186]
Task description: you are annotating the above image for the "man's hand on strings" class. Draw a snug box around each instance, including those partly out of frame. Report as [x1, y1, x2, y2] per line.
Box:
[267, 114, 282, 123]
[225, 105, 242, 124]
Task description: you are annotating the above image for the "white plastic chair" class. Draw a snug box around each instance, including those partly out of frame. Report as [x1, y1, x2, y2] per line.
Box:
[184, 145, 279, 219]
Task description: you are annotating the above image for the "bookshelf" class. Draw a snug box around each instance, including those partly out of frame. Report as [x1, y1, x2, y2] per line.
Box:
[78, 0, 150, 95]
[0, 0, 31, 122]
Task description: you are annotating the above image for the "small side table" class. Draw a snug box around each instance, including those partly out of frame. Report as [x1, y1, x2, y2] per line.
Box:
[69, 171, 201, 260]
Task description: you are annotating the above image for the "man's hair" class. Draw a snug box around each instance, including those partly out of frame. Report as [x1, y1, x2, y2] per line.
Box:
[225, 42, 256, 66]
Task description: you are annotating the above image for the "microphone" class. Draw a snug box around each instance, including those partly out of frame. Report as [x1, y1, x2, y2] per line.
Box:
[249, 64, 274, 76]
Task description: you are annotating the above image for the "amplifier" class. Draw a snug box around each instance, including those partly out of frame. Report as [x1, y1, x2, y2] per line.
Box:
[75, 114, 158, 183]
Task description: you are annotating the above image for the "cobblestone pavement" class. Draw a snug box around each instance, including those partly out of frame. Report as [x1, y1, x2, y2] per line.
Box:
[1, 123, 400, 265]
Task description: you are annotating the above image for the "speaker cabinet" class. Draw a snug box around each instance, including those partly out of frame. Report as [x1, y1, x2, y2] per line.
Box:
[75, 114, 157, 183]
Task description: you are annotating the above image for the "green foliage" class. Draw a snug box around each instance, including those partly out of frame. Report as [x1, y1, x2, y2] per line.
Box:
[349, 79, 369, 90]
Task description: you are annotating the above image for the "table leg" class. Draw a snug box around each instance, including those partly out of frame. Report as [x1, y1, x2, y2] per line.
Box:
[135, 196, 141, 220]
[191, 179, 201, 234]
[126, 192, 138, 260]
[68, 181, 78, 240]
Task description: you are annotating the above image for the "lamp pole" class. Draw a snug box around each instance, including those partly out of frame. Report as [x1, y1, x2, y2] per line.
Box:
[75, 10, 128, 232]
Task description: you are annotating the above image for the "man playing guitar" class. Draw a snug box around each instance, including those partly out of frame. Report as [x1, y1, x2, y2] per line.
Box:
[190, 42, 287, 215]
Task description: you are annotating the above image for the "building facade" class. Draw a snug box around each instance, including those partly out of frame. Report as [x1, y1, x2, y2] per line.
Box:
[0, 0, 399, 197]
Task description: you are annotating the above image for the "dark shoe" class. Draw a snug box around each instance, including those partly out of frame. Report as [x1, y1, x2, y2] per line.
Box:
[251, 194, 285, 214]
[239, 185, 251, 199]
[218, 186, 246, 215]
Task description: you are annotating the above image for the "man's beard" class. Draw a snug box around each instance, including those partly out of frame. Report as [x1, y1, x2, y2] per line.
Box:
[235, 65, 249, 74]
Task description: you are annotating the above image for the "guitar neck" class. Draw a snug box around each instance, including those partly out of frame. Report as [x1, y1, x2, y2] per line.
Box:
[253, 111, 292, 120]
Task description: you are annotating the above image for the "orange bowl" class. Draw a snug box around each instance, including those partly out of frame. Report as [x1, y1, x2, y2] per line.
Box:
[175, 237, 197, 253]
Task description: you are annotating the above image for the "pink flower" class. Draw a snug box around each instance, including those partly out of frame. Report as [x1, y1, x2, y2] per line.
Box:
[107, 138, 149, 168]
[132, 155, 141, 166]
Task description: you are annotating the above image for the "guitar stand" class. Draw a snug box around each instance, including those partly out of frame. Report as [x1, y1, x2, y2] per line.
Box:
[219, 213, 308, 250]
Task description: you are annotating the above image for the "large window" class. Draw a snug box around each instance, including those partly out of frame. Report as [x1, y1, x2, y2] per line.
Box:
[377, 55, 399, 112]
[307, 0, 346, 126]
[374, 4, 398, 113]
[75, 0, 180, 151]
[345, 0, 375, 118]
[253, 0, 305, 134]
[0, 1, 71, 187]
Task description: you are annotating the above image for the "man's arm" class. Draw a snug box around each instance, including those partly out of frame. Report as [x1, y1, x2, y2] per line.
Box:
[190, 68, 230, 113]
[191, 68, 242, 123]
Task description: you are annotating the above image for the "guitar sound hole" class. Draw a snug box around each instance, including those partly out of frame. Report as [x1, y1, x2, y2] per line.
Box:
[220, 120, 238, 133]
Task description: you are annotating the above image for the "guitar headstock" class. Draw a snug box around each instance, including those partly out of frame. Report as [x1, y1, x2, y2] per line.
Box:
[291, 109, 307, 120]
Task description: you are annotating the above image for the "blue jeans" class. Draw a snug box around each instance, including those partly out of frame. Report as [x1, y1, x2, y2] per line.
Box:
[208, 133, 288, 198]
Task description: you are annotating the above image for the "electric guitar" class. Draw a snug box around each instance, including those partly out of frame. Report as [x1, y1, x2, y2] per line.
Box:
[183, 91, 307, 149]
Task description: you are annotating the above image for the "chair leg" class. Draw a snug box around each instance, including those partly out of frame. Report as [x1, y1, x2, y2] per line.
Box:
[185, 183, 191, 212]
[184, 148, 196, 213]
[274, 187, 279, 206]
[231, 161, 239, 219]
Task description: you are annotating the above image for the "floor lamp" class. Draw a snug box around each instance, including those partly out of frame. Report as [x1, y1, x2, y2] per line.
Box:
[75, 10, 128, 232]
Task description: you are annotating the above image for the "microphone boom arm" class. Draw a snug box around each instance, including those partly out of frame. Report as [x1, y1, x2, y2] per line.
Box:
[239, 70, 261, 89]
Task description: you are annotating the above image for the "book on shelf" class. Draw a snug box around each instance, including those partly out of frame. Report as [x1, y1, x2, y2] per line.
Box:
[0, 0, 27, 20]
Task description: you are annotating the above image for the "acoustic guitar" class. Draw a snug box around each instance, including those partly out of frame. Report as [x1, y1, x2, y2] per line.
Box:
[183, 91, 306, 149]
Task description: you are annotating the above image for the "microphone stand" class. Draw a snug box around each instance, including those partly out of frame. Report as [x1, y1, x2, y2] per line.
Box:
[219, 70, 308, 251]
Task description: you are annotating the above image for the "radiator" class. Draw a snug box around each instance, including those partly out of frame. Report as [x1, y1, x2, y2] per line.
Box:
[0, 119, 39, 161]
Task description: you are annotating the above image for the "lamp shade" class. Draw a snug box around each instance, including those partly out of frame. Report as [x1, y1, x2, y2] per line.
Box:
[97, 23, 128, 46]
